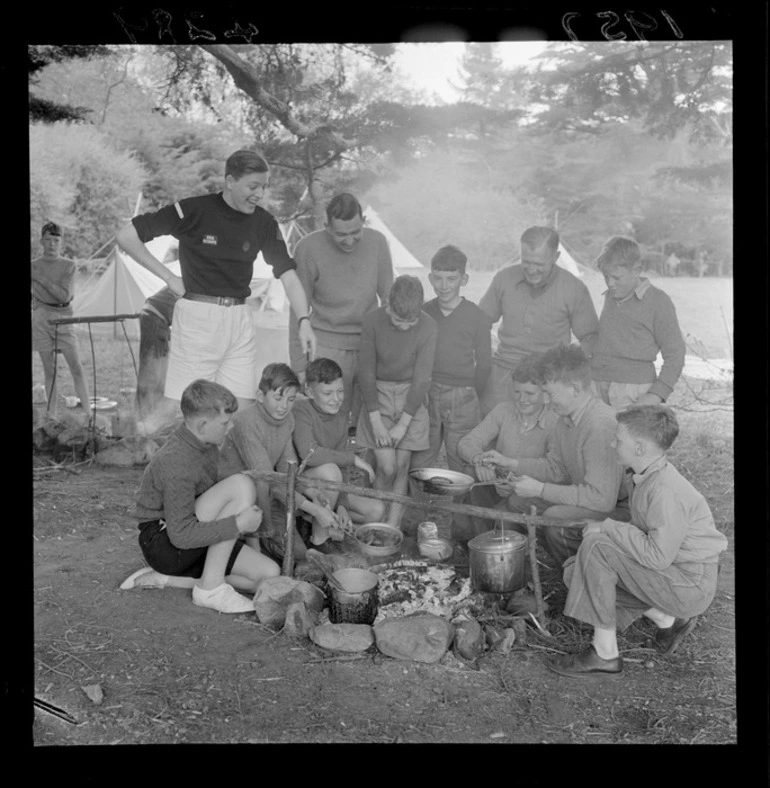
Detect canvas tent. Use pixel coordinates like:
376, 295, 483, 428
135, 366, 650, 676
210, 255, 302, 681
363, 206, 424, 274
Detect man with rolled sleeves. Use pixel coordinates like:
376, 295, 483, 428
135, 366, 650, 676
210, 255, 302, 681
478, 226, 599, 416
115, 149, 316, 412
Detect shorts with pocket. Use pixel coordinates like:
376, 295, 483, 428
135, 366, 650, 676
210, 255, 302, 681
355, 380, 430, 451
138, 519, 245, 578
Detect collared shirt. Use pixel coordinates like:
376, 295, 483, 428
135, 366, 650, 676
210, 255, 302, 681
479, 264, 599, 370
602, 277, 652, 304
564, 395, 593, 428
132, 423, 240, 549
517, 396, 626, 512
591, 277, 685, 400
458, 402, 558, 464
600, 456, 728, 569
31, 254, 76, 311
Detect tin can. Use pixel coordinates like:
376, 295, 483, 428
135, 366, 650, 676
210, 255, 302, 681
417, 521, 439, 542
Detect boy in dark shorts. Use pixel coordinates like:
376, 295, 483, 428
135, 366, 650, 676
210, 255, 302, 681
411, 245, 492, 477
120, 379, 279, 614
546, 405, 728, 678
218, 363, 346, 561
293, 357, 386, 539
356, 275, 438, 528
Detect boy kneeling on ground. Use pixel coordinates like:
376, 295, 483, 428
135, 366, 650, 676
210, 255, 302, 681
546, 405, 728, 678
121, 379, 279, 614
293, 357, 386, 538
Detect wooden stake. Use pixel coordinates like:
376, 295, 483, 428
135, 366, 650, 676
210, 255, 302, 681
281, 460, 298, 578
526, 505, 551, 637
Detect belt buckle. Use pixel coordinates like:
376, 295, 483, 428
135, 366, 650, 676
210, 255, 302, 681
221, 296, 233, 307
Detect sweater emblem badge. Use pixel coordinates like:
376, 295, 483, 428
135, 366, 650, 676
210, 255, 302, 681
242, 241, 250, 252
202, 234, 218, 245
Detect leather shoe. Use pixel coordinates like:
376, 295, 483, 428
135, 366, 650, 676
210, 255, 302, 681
654, 617, 697, 654
545, 645, 623, 678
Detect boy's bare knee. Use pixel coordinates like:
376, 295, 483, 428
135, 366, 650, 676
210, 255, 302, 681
313, 463, 342, 482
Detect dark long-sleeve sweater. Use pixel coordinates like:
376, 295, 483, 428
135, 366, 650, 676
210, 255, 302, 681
132, 423, 239, 549
422, 297, 492, 394
292, 396, 355, 468
358, 307, 437, 416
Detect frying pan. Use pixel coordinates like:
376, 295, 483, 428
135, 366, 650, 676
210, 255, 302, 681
410, 467, 515, 498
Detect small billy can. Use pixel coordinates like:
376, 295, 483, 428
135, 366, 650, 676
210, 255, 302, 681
467, 529, 528, 594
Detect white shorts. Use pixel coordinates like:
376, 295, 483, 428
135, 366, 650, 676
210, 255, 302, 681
164, 298, 259, 400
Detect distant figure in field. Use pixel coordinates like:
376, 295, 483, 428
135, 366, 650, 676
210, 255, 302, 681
31, 221, 92, 418
289, 193, 393, 426
665, 252, 680, 277
478, 226, 599, 416
591, 236, 686, 410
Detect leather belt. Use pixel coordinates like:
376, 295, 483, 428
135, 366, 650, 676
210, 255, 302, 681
183, 293, 246, 307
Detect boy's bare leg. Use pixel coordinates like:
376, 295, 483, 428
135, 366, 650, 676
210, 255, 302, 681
61, 344, 92, 419
194, 474, 259, 591
345, 492, 386, 524
592, 626, 620, 660
226, 545, 280, 592
642, 607, 676, 629
302, 464, 342, 543
38, 350, 58, 416
385, 448, 412, 529
372, 447, 397, 524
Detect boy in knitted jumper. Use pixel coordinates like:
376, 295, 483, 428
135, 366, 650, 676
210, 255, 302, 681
546, 405, 728, 678
591, 236, 685, 409
121, 379, 279, 615
356, 275, 437, 528
293, 357, 386, 535
218, 363, 347, 561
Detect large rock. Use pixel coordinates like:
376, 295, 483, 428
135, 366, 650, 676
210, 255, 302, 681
94, 437, 161, 466
309, 623, 374, 652
94, 442, 135, 467
253, 577, 325, 628
453, 618, 485, 661
283, 601, 316, 638
374, 614, 455, 663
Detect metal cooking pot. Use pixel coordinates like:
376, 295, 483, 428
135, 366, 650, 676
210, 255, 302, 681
468, 529, 528, 594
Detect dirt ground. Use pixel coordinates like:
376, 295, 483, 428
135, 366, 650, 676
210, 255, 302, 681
30, 414, 739, 750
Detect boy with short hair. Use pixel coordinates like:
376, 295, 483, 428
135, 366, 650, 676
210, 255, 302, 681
356, 275, 438, 528
411, 245, 492, 475
121, 379, 279, 615
31, 221, 92, 418
217, 362, 344, 560
293, 357, 386, 531
480, 344, 630, 567
546, 405, 728, 678
591, 236, 686, 409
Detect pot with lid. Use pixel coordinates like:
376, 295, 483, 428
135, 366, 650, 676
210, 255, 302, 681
467, 529, 528, 594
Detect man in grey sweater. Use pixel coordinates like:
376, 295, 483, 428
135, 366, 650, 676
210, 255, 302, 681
289, 193, 393, 426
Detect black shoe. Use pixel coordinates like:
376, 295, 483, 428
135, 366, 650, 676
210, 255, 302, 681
654, 617, 697, 654
545, 645, 623, 678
